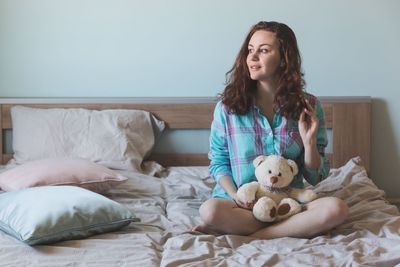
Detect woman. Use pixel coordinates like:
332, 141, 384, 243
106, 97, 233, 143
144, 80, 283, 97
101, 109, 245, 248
193, 21, 348, 239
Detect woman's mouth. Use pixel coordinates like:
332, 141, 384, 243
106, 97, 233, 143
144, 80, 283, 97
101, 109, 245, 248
250, 65, 261, 71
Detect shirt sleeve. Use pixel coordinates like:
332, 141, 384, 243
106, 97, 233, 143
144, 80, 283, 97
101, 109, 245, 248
301, 98, 330, 185
208, 101, 233, 184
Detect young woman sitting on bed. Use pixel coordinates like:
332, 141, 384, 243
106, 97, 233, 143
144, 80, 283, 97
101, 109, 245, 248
193, 21, 349, 239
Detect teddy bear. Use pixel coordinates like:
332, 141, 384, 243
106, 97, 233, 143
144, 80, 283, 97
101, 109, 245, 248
237, 154, 317, 222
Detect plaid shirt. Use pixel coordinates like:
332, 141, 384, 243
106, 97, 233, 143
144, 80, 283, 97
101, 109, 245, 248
208, 93, 330, 199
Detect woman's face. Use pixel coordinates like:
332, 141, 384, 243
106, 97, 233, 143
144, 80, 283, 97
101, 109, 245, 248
246, 30, 281, 82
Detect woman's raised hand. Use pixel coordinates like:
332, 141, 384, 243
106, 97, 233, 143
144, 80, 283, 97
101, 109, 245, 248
298, 99, 319, 146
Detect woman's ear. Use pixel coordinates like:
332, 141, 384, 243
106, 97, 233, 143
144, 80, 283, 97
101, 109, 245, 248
253, 155, 266, 167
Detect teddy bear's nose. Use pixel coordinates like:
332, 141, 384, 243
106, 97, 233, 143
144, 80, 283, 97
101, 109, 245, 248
270, 176, 278, 184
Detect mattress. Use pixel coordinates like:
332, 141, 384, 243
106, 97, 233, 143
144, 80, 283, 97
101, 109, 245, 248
0, 157, 399, 267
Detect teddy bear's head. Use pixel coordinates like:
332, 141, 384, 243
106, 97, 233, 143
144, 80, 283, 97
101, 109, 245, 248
253, 155, 298, 188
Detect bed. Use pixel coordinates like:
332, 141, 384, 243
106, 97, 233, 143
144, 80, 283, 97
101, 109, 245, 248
0, 97, 399, 267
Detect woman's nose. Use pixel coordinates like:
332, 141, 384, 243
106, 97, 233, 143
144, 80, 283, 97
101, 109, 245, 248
250, 52, 259, 61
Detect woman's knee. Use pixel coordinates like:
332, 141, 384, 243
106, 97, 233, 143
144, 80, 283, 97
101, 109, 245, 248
321, 197, 349, 225
309, 197, 348, 227
199, 199, 232, 225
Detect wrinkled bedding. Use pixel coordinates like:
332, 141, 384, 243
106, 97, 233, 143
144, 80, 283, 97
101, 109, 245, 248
0, 158, 399, 267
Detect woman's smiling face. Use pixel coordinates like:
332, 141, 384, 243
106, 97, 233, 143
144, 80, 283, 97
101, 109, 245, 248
246, 30, 281, 82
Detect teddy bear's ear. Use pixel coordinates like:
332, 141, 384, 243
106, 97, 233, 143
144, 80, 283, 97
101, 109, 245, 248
253, 155, 266, 167
286, 159, 299, 175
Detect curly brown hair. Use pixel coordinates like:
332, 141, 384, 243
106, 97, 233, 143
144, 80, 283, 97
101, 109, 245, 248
221, 21, 307, 119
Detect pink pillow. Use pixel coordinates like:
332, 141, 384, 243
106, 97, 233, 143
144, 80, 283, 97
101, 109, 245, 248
0, 158, 128, 193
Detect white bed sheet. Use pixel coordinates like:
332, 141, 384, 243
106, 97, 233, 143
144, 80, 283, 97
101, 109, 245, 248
0, 157, 399, 267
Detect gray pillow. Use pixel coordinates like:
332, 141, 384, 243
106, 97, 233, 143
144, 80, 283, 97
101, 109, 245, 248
10, 106, 165, 174
0, 186, 138, 245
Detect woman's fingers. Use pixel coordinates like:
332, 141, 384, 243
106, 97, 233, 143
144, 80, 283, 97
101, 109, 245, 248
303, 108, 313, 116
302, 100, 318, 125
305, 99, 314, 111
247, 200, 255, 209
299, 109, 305, 122
299, 100, 319, 137
234, 198, 244, 207
235, 198, 254, 210
234, 198, 249, 209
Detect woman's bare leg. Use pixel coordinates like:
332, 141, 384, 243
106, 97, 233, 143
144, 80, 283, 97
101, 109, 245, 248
193, 198, 267, 235
250, 197, 348, 239
194, 196, 348, 239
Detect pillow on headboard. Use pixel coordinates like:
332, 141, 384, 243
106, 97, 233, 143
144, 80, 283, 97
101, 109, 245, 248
10, 106, 165, 174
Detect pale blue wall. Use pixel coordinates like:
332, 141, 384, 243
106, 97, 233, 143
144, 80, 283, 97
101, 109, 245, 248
1, 0, 399, 197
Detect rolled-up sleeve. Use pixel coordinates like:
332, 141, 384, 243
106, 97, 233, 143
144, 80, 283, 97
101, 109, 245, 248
208, 101, 232, 184
302, 99, 330, 185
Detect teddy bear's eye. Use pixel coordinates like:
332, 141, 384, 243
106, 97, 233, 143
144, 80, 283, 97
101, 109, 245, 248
268, 170, 272, 174
278, 172, 282, 176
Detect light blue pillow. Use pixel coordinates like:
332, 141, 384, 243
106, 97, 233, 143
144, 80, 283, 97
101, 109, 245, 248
0, 185, 138, 245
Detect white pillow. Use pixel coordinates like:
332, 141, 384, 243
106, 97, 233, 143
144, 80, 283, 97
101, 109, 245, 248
0, 185, 138, 245
10, 106, 165, 173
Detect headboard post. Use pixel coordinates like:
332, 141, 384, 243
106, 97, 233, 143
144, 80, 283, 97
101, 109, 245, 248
332, 102, 371, 172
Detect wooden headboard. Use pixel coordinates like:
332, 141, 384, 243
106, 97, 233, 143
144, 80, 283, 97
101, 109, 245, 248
0, 97, 371, 172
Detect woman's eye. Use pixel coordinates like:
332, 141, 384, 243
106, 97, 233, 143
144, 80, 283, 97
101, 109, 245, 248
248, 48, 254, 53
260, 49, 269, 53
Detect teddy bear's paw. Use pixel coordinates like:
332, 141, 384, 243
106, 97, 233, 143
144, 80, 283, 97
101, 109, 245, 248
277, 198, 302, 220
277, 203, 291, 216
237, 182, 259, 203
303, 190, 318, 202
253, 197, 277, 222
292, 188, 318, 203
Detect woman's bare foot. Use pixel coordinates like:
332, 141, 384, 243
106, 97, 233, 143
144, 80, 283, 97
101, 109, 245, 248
191, 224, 222, 236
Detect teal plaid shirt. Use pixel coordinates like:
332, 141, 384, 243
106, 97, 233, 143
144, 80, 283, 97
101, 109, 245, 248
208, 93, 330, 199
